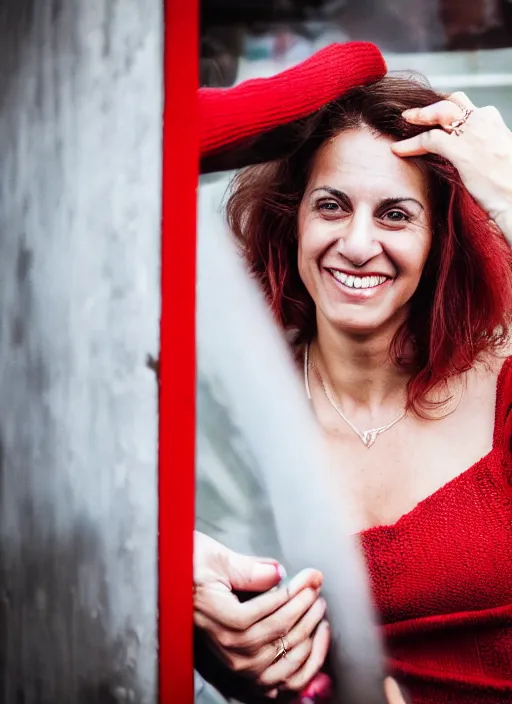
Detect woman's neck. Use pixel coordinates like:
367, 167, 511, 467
311, 319, 410, 419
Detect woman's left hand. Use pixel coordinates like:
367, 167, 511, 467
392, 92, 512, 239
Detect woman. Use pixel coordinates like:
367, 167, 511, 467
196, 74, 512, 704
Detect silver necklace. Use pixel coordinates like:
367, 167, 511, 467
303, 343, 406, 449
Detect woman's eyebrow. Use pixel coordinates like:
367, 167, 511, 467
311, 186, 345, 198
310, 186, 350, 206
381, 197, 424, 211
310, 187, 424, 211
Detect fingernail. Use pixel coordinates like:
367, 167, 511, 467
301, 673, 333, 700
285, 569, 322, 595
286, 572, 302, 593
267, 689, 278, 699
276, 563, 287, 580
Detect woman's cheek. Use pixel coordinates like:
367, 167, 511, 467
297, 243, 318, 298
296, 248, 310, 292
299, 219, 330, 261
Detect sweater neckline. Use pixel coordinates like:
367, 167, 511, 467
358, 356, 512, 540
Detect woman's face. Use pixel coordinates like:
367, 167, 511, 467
297, 126, 432, 338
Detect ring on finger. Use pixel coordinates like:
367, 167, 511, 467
270, 636, 289, 665
445, 107, 473, 136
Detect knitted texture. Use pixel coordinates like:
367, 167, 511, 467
199, 42, 386, 158
360, 357, 512, 704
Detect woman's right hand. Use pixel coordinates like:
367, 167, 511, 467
194, 532, 330, 697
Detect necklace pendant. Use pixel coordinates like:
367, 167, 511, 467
304, 344, 406, 450
361, 429, 379, 448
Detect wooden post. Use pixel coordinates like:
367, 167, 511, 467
0, 2, 162, 701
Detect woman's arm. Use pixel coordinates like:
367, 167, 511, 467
199, 42, 386, 174
494, 209, 512, 245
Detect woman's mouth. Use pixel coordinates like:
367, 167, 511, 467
329, 270, 389, 289
325, 268, 393, 298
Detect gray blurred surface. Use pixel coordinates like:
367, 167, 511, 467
195, 177, 283, 561
0, 2, 162, 702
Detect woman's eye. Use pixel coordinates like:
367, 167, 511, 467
382, 209, 410, 223
317, 201, 342, 214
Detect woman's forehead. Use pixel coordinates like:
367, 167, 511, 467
308, 127, 428, 200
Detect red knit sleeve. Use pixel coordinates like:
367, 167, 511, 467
199, 42, 386, 159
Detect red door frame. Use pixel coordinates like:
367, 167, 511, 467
160, 1, 198, 702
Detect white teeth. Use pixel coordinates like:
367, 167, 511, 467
330, 271, 388, 289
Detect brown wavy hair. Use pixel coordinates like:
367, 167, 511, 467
226, 76, 512, 414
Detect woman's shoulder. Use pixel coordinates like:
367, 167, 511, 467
483, 344, 512, 389
494, 350, 512, 457
458, 345, 512, 459
476, 346, 512, 458
474, 340, 512, 382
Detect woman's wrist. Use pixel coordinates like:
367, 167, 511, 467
492, 208, 512, 245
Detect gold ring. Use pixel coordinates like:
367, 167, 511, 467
446, 108, 473, 136
270, 636, 289, 665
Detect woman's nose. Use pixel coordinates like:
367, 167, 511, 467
337, 211, 381, 267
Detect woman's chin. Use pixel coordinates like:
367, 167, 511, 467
325, 309, 402, 338
318, 296, 410, 339
333, 320, 386, 337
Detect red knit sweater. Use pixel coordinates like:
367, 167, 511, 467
360, 357, 512, 704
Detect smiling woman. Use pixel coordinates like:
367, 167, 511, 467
218, 74, 512, 703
